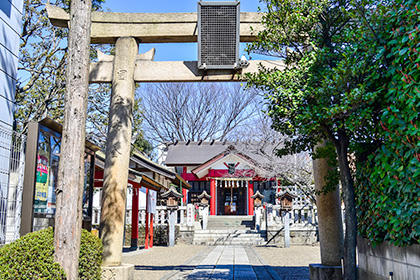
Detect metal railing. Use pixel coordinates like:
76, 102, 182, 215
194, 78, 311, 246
0, 124, 26, 245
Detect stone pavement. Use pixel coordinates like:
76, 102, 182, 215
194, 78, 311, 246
162, 245, 311, 280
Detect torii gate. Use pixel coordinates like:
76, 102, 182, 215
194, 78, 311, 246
47, 4, 343, 278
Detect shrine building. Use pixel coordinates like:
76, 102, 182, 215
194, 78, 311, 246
164, 141, 277, 216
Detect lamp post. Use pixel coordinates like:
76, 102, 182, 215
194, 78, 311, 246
276, 189, 297, 248
251, 190, 264, 231
197, 190, 211, 230
161, 185, 183, 247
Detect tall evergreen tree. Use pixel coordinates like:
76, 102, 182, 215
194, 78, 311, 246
246, 1, 393, 278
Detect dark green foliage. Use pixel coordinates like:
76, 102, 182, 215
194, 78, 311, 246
356, 0, 420, 247
0, 228, 103, 280
79, 229, 103, 280
0, 228, 65, 280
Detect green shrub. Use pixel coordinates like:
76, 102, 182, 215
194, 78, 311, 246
0, 227, 65, 279
79, 229, 103, 280
0, 227, 103, 280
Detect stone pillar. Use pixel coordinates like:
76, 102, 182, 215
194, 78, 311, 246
100, 37, 138, 267
130, 188, 139, 249
199, 205, 209, 230
310, 141, 344, 280
186, 204, 194, 227
255, 206, 262, 231
168, 210, 176, 247
210, 178, 216, 215
284, 211, 290, 248
267, 204, 274, 226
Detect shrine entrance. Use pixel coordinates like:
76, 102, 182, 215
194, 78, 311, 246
216, 179, 248, 216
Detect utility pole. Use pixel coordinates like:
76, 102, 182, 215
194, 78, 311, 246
53, 0, 92, 279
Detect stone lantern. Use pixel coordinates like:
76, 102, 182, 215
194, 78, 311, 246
197, 190, 211, 230
251, 190, 265, 231
198, 190, 211, 207
276, 190, 297, 211
251, 190, 264, 207
276, 189, 297, 248
161, 185, 183, 247
161, 185, 183, 209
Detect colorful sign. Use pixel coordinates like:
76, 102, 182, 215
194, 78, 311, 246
35, 155, 49, 201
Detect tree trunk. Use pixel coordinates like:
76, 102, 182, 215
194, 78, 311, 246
53, 0, 92, 279
313, 141, 344, 266
335, 131, 357, 280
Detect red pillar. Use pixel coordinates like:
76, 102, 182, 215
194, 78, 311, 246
149, 213, 154, 248
182, 188, 187, 205
210, 178, 216, 215
182, 166, 188, 205
248, 181, 254, 216
131, 187, 139, 248
145, 189, 149, 249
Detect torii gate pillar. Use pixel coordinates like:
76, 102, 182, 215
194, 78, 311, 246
100, 37, 138, 267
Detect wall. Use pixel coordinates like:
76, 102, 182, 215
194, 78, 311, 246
358, 237, 420, 280
0, 0, 23, 244
0, 0, 22, 127
266, 228, 318, 247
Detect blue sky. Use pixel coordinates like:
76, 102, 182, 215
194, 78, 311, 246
102, 0, 269, 61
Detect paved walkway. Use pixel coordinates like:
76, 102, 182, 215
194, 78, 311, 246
162, 245, 310, 280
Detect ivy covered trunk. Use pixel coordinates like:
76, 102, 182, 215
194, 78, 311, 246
336, 131, 357, 280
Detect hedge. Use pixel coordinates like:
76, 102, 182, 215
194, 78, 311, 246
356, 0, 419, 247
0, 227, 103, 280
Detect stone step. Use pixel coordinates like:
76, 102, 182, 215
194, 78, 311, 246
193, 239, 265, 245
193, 235, 265, 239
194, 229, 259, 233
194, 234, 263, 238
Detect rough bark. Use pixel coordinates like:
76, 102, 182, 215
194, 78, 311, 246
335, 131, 357, 280
53, 0, 92, 279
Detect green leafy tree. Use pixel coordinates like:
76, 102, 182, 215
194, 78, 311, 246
356, 0, 419, 247
16, 0, 104, 132
16, 0, 152, 153
246, 0, 392, 278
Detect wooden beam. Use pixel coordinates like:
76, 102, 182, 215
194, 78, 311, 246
89, 60, 284, 83
46, 4, 264, 44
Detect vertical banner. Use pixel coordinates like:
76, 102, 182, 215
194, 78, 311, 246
186, 204, 194, 227
147, 189, 157, 215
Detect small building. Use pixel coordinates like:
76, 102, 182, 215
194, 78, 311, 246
164, 141, 278, 216
92, 150, 191, 227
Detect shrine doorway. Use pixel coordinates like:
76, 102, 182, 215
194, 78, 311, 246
216, 182, 247, 216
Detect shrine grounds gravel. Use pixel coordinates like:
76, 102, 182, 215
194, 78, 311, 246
254, 245, 321, 267
122, 244, 206, 280
121, 244, 321, 279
